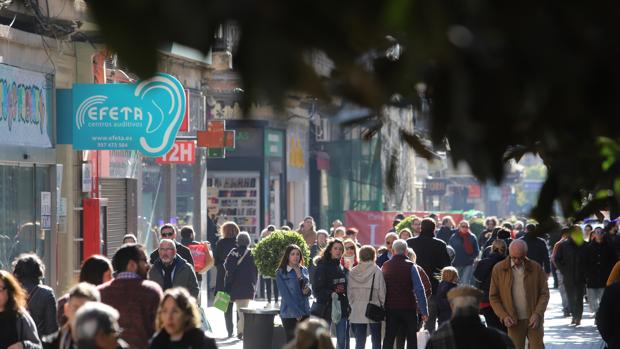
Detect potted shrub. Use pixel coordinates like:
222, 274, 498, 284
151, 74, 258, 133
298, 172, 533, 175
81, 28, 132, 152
252, 230, 311, 277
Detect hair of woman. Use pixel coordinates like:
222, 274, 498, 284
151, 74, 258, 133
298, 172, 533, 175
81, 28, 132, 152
155, 287, 201, 332
318, 238, 343, 262
0, 270, 27, 315
220, 221, 240, 238
278, 244, 305, 272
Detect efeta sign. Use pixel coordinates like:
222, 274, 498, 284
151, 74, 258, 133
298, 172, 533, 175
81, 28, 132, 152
59, 74, 186, 157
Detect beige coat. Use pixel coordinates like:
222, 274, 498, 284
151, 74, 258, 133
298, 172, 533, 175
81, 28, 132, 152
489, 257, 549, 322
347, 261, 386, 324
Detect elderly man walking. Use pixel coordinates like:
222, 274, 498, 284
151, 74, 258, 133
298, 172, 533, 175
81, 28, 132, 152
489, 239, 549, 349
382, 239, 428, 349
149, 239, 200, 298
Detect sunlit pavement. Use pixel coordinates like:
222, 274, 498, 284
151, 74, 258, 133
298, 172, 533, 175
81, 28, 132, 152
200, 281, 606, 348
543, 286, 604, 349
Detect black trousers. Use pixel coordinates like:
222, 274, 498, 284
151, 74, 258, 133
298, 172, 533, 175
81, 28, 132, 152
224, 301, 234, 336
260, 276, 279, 302
564, 281, 584, 320
383, 309, 419, 349
282, 318, 300, 343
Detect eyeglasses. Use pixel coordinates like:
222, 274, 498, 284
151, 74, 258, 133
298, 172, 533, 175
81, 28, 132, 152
510, 256, 525, 262
161, 231, 174, 238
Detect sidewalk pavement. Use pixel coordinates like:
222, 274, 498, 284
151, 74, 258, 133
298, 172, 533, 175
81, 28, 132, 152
200, 286, 606, 348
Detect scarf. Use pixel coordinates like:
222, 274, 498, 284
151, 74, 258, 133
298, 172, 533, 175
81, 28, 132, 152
459, 230, 474, 255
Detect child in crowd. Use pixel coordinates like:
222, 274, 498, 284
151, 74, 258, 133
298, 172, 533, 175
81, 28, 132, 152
436, 266, 459, 324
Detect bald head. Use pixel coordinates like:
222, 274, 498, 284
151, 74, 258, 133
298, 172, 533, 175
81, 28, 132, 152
509, 239, 527, 267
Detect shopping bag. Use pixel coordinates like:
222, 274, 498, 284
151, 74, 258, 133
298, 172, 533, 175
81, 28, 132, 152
188, 242, 214, 273
199, 306, 213, 334
331, 293, 342, 323
417, 330, 430, 349
213, 291, 231, 312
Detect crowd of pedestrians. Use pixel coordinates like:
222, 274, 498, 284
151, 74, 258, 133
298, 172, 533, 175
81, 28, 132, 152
1, 212, 619, 349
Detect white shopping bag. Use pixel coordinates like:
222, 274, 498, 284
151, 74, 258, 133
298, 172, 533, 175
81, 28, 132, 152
417, 330, 430, 349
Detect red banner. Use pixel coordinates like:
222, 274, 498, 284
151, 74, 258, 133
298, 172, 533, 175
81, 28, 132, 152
344, 211, 464, 246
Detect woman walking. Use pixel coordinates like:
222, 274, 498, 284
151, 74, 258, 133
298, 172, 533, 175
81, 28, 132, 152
348, 245, 386, 349
224, 232, 258, 339
312, 239, 350, 349
473, 239, 508, 331
0, 270, 41, 349
275, 245, 311, 343
214, 221, 239, 338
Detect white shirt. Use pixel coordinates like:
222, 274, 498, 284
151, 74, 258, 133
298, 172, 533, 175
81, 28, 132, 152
511, 261, 528, 320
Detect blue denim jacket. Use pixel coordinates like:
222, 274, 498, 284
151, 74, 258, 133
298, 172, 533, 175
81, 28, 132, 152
276, 266, 311, 318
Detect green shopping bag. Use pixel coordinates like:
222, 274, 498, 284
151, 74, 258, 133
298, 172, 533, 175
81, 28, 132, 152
214, 291, 231, 312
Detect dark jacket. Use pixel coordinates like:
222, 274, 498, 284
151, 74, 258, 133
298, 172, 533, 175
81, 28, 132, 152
448, 232, 479, 267
407, 234, 452, 293
427, 315, 515, 349
309, 243, 320, 287
149, 328, 217, 349
149, 256, 200, 298
224, 245, 258, 300
313, 258, 349, 319
214, 237, 237, 292
42, 326, 72, 349
596, 283, 620, 349
22, 280, 58, 337
555, 238, 585, 285
582, 240, 618, 288
150, 240, 194, 267
381, 254, 428, 314
436, 281, 457, 324
375, 251, 391, 268
519, 234, 551, 274
11, 310, 43, 349
437, 227, 455, 244
473, 252, 505, 303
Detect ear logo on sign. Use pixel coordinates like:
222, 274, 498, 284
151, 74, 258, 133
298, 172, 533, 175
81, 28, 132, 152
72, 73, 186, 157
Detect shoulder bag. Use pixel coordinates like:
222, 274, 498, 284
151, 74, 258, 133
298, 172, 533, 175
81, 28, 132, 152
365, 273, 385, 322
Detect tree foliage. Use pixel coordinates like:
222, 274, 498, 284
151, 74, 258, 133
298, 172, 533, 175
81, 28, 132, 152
85, 0, 620, 225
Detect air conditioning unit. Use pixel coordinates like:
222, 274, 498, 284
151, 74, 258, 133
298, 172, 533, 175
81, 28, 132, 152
315, 118, 331, 142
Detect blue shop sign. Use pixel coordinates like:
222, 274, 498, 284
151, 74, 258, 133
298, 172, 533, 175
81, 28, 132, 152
57, 74, 185, 157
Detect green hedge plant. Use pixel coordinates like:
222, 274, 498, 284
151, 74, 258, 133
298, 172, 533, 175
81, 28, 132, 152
252, 230, 310, 278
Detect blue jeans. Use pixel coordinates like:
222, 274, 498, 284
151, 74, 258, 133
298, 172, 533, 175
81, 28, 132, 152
335, 318, 350, 349
456, 264, 474, 285
351, 323, 381, 349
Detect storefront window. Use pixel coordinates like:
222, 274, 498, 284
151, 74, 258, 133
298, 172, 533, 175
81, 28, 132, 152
0, 165, 51, 279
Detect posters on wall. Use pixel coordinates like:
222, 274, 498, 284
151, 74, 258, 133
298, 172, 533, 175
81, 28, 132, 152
0, 64, 51, 148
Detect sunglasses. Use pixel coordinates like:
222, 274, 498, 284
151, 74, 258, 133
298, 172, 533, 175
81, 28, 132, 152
161, 231, 174, 238
346, 246, 355, 250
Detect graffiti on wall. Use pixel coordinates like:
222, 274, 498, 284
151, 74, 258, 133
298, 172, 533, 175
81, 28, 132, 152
0, 64, 50, 148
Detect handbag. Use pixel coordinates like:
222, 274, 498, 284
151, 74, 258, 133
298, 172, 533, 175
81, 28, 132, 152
365, 273, 386, 322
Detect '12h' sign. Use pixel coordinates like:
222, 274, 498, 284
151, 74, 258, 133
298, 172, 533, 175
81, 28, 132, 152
156, 140, 195, 164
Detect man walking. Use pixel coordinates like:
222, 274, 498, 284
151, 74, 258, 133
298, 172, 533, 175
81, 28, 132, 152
149, 239, 200, 298
99, 244, 163, 349
149, 223, 195, 268
555, 226, 586, 325
407, 218, 451, 332
382, 239, 428, 349
489, 239, 549, 349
